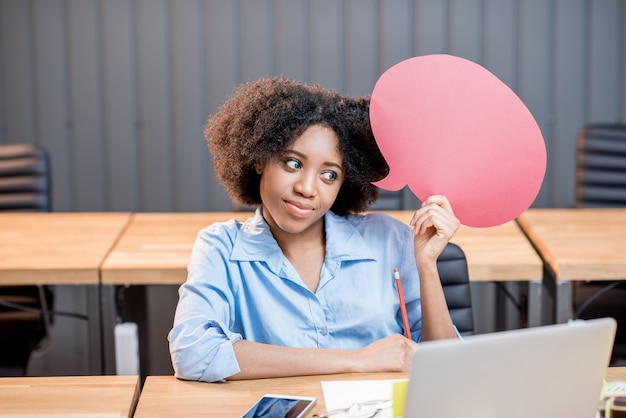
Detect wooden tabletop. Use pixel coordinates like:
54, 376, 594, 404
134, 368, 626, 418
0, 212, 131, 285
517, 208, 626, 280
0, 375, 139, 417
134, 372, 405, 418
101, 212, 252, 285
101, 211, 541, 285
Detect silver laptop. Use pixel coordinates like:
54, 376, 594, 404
403, 317, 616, 418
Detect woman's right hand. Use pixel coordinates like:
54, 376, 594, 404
352, 334, 418, 372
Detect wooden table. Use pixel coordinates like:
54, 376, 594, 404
0, 375, 139, 417
0, 212, 132, 374
134, 368, 626, 417
0, 213, 131, 285
517, 208, 626, 323
101, 212, 252, 286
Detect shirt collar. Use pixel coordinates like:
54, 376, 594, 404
324, 210, 377, 263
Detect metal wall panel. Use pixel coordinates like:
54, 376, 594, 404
32, 0, 72, 210
275, 0, 309, 80
135, 0, 173, 211
588, 0, 621, 123
66, 0, 106, 211
309, 0, 343, 91
1, 1, 35, 149
344, 0, 378, 96
170, 0, 211, 212
552, 0, 587, 207
101, 0, 139, 211
379, 0, 414, 70
518, 0, 553, 207
1, 0, 624, 212
203, 0, 239, 209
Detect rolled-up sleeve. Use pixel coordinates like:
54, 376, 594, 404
169, 317, 242, 382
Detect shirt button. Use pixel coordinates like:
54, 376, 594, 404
320, 327, 328, 336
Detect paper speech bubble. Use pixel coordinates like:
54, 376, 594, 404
370, 54, 546, 227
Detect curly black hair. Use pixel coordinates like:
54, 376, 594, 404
204, 76, 389, 215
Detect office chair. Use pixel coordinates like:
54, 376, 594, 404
0, 143, 54, 376
573, 123, 626, 364
437, 242, 474, 336
575, 123, 626, 208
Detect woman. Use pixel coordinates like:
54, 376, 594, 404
168, 76, 459, 382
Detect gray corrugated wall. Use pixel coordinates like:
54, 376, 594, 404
1, 0, 624, 212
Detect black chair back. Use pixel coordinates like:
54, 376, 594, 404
438, 242, 474, 336
0, 143, 51, 212
0, 143, 53, 376
576, 123, 626, 208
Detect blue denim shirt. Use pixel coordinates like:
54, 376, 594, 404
168, 208, 423, 382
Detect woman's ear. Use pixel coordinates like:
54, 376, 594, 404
255, 162, 263, 174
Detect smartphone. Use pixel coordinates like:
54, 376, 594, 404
241, 393, 317, 418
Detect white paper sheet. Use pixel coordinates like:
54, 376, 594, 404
319, 380, 406, 418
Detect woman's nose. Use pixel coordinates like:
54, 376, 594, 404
294, 172, 317, 196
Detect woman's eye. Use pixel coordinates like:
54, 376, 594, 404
321, 171, 338, 181
285, 159, 301, 170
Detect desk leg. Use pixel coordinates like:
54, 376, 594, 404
555, 281, 573, 324
101, 284, 118, 375
86, 285, 103, 374
527, 279, 543, 327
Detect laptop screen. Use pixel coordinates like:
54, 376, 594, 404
403, 318, 616, 418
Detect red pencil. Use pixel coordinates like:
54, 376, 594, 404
394, 268, 412, 339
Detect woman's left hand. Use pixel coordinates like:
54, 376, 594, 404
409, 195, 460, 263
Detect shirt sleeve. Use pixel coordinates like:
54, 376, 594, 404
168, 224, 243, 382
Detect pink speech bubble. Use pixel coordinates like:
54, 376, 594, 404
370, 54, 546, 227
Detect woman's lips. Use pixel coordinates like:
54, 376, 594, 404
285, 201, 314, 217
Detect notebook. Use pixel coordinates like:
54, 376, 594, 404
403, 317, 617, 418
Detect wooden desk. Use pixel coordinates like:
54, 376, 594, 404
134, 368, 626, 417
0, 213, 131, 285
0, 212, 132, 374
516, 208, 626, 323
0, 375, 139, 417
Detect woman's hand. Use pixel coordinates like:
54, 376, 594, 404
409, 195, 460, 341
352, 334, 419, 373
410, 195, 460, 263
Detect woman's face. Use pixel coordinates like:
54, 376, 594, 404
258, 124, 345, 238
